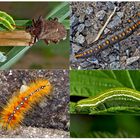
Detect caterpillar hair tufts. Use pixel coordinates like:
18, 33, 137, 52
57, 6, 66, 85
0, 79, 52, 130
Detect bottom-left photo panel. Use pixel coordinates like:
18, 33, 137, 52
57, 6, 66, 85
0, 70, 69, 138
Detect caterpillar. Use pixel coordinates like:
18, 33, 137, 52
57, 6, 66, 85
0, 79, 52, 130
76, 88, 140, 115
75, 12, 140, 59
0, 11, 15, 31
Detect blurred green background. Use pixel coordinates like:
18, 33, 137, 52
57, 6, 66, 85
0, 2, 69, 69
71, 114, 140, 137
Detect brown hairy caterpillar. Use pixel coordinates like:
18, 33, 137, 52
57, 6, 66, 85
26, 16, 67, 46
0, 79, 52, 130
75, 13, 140, 59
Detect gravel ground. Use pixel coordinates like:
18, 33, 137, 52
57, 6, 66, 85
70, 2, 140, 69
0, 70, 69, 137
0, 126, 69, 138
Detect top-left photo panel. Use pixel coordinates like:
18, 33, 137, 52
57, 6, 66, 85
0, 2, 70, 69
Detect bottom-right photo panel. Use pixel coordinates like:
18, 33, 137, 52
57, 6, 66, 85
70, 70, 140, 138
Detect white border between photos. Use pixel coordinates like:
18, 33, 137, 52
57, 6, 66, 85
0, 0, 140, 140
0, 138, 139, 140
0, 0, 139, 1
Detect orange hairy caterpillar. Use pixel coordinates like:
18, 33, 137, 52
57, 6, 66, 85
0, 79, 52, 130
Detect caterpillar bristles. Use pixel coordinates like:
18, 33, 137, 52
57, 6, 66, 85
0, 79, 52, 130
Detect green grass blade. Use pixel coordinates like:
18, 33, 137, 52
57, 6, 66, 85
0, 46, 30, 70
46, 2, 69, 20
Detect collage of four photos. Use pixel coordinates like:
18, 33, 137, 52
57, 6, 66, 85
0, 1, 140, 138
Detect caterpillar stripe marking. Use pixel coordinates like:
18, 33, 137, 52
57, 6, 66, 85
76, 88, 140, 114
0, 79, 52, 130
75, 13, 140, 59
0, 11, 15, 30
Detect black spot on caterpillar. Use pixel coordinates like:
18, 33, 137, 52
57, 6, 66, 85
75, 13, 140, 59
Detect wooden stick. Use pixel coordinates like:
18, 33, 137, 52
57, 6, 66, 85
94, 6, 117, 42
0, 30, 33, 46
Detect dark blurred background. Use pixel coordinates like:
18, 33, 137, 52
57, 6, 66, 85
0, 2, 69, 69
71, 114, 140, 137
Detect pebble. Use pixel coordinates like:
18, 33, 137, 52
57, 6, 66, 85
79, 13, 85, 22
77, 24, 85, 33
109, 61, 120, 69
71, 43, 82, 52
106, 2, 115, 10
86, 33, 96, 44
96, 10, 106, 20
107, 16, 122, 29
85, 19, 92, 27
126, 56, 140, 66
126, 49, 130, 56
70, 15, 79, 27
109, 54, 117, 62
117, 12, 124, 18
75, 34, 85, 44
86, 6, 94, 15
113, 43, 120, 50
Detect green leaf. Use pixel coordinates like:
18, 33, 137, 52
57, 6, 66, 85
0, 11, 15, 30
62, 19, 69, 29
46, 2, 69, 22
70, 70, 124, 97
110, 70, 136, 90
71, 131, 136, 138
70, 102, 77, 114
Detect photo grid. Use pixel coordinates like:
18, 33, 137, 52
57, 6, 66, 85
0, 1, 140, 139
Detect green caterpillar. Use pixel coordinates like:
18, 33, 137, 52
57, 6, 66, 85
76, 88, 140, 115
0, 11, 15, 30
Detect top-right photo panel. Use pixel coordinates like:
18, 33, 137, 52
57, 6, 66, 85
70, 2, 140, 70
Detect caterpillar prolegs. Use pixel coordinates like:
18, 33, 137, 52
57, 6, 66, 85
75, 13, 140, 59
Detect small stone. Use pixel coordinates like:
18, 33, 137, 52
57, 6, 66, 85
86, 6, 94, 15
107, 16, 122, 29
126, 56, 140, 66
86, 33, 96, 45
87, 57, 99, 65
80, 61, 91, 68
133, 48, 140, 57
117, 12, 124, 18
70, 15, 79, 27
77, 24, 85, 33
126, 49, 130, 56
104, 28, 111, 34
71, 43, 82, 52
79, 13, 85, 22
109, 54, 117, 62
101, 49, 110, 57
96, 10, 106, 21
75, 34, 85, 44
113, 43, 120, 50
110, 61, 120, 69
85, 20, 92, 27
106, 2, 115, 10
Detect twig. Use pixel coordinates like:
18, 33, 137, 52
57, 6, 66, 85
0, 30, 33, 46
94, 6, 117, 42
